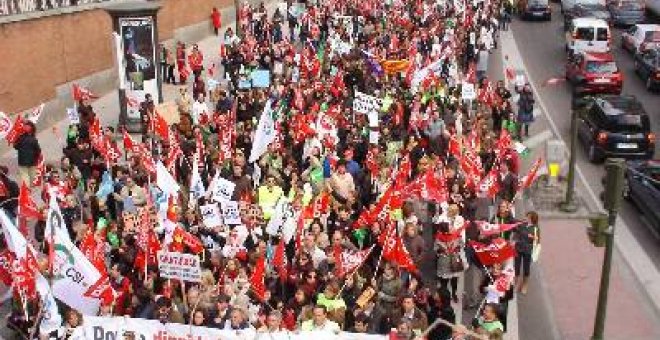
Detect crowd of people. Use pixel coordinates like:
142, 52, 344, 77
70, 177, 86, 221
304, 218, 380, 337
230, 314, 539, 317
0, 0, 544, 339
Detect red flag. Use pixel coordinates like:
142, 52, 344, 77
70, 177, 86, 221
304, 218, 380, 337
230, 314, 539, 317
519, 158, 543, 190
32, 154, 45, 187
475, 221, 521, 237
80, 232, 107, 275
0, 249, 15, 286
338, 246, 373, 278
394, 154, 412, 185
250, 255, 266, 301
5, 117, 25, 145
469, 238, 516, 266
135, 231, 161, 270
272, 239, 287, 281
18, 182, 40, 219
381, 227, 417, 272
406, 169, 448, 204
448, 134, 460, 158
72, 83, 98, 101
102, 139, 122, 165
477, 169, 500, 199
154, 111, 170, 140
333, 244, 343, 277
122, 130, 135, 152
496, 129, 512, 157
435, 221, 468, 243
505, 67, 515, 81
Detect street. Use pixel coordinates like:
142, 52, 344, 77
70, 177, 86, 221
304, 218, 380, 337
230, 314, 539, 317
508, 4, 660, 339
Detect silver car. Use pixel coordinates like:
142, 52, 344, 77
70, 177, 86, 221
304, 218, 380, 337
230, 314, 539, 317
608, 0, 646, 26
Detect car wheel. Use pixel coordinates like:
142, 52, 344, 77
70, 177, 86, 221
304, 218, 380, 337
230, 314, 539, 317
588, 145, 603, 163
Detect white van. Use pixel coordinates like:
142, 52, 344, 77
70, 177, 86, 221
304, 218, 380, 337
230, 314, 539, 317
565, 18, 611, 54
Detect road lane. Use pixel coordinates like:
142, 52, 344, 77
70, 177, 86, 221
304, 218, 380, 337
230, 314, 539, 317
510, 5, 660, 273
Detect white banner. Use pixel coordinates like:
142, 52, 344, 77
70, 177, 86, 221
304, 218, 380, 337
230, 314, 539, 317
354, 92, 383, 127
157, 251, 202, 282
211, 177, 236, 202
46, 196, 113, 315
67, 106, 80, 124
200, 203, 223, 229
71, 316, 387, 340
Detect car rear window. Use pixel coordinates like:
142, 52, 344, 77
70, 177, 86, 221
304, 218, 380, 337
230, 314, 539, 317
597, 28, 609, 41
576, 27, 595, 40
586, 61, 618, 73
618, 2, 643, 10
608, 115, 650, 133
644, 31, 660, 42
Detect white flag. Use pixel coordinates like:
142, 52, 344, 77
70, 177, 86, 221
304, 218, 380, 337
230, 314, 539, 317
0, 211, 63, 335
27, 103, 45, 124
189, 153, 206, 207
156, 161, 180, 197
249, 100, 276, 163
45, 198, 115, 315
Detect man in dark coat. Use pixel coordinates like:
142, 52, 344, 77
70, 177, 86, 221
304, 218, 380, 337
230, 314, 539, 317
14, 121, 41, 186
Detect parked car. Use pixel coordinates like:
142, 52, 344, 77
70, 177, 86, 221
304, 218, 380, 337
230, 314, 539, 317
621, 24, 660, 54
633, 48, 660, 90
519, 0, 552, 20
561, 0, 605, 13
564, 3, 612, 29
566, 51, 623, 94
623, 160, 660, 231
607, 0, 645, 26
566, 18, 612, 54
574, 95, 654, 163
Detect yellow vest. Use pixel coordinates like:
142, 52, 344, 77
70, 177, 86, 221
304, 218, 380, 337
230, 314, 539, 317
258, 185, 283, 220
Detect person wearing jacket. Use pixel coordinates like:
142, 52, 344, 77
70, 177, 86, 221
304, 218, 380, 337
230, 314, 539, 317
211, 7, 222, 36
517, 84, 535, 138
14, 120, 41, 186
512, 211, 540, 295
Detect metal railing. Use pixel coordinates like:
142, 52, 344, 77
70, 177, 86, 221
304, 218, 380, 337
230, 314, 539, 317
0, 0, 116, 16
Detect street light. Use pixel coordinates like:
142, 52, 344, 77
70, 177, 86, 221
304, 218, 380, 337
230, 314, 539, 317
560, 96, 581, 212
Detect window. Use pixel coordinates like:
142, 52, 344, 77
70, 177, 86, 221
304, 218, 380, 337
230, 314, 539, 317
644, 30, 660, 42
610, 115, 649, 133
596, 28, 609, 41
576, 27, 595, 40
585, 61, 618, 74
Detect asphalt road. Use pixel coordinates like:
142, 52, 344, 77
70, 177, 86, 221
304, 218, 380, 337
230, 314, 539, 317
510, 4, 660, 270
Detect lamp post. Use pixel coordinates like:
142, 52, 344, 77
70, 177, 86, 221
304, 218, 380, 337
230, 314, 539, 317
591, 158, 625, 340
561, 98, 579, 212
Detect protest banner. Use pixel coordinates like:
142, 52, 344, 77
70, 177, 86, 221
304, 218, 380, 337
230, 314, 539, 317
157, 251, 202, 282
199, 203, 223, 229
221, 200, 242, 225
210, 177, 236, 202
71, 316, 387, 339
251, 69, 271, 88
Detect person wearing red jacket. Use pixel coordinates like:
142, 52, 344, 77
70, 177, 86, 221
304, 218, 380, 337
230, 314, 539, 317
188, 45, 204, 79
212, 7, 222, 36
